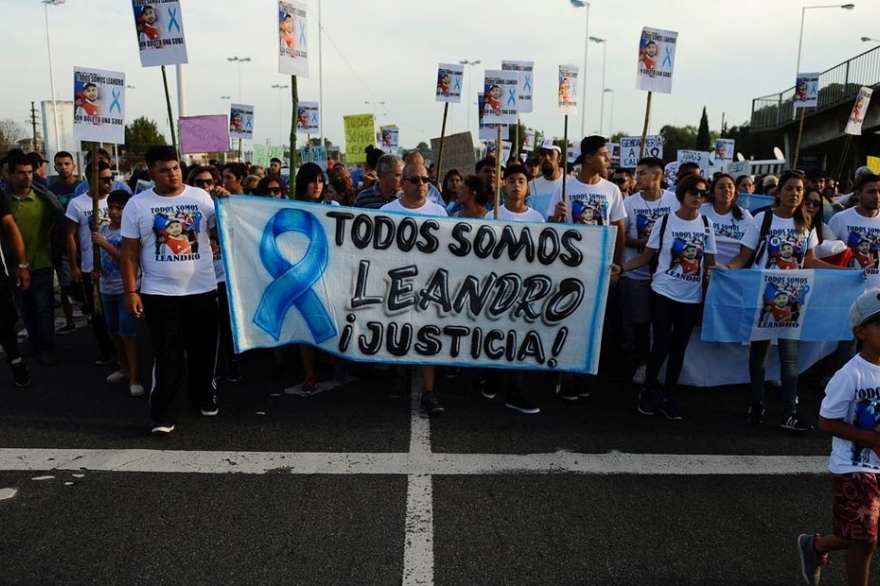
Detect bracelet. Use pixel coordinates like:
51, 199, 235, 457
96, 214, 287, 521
17, 263, 28, 269
124, 291, 138, 295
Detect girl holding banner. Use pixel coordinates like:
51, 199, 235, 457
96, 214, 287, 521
612, 174, 717, 421
720, 171, 853, 432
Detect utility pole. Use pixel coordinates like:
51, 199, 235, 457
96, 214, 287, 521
29, 101, 40, 153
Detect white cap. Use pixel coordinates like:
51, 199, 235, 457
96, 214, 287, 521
539, 138, 561, 153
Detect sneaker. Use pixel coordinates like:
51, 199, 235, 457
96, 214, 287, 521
129, 384, 145, 398
656, 396, 683, 420
40, 351, 58, 367
478, 377, 497, 399
420, 392, 446, 415
226, 361, 242, 383
559, 379, 579, 402
781, 413, 813, 432
637, 388, 654, 416
388, 376, 407, 399
301, 375, 317, 394
797, 534, 829, 585
55, 323, 76, 335
199, 397, 219, 417
632, 364, 647, 385
746, 403, 765, 425
151, 423, 175, 435
10, 359, 30, 388
106, 370, 129, 384
505, 392, 540, 414
94, 353, 116, 366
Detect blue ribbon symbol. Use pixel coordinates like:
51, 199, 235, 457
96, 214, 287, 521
110, 90, 122, 114
310, 112, 318, 125
167, 7, 181, 33
507, 88, 516, 106
523, 74, 532, 92
298, 21, 307, 45
663, 46, 673, 68
245, 116, 253, 129
253, 208, 336, 344
453, 76, 461, 91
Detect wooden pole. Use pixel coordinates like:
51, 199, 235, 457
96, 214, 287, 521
514, 119, 520, 164
89, 144, 102, 318
836, 134, 854, 186
493, 124, 502, 219
290, 76, 298, 197
160, 66, 178, 157
435, 102, 449, 189
561, 115, 569, 202
639, 91, 652, 158
793, 108, 806, 169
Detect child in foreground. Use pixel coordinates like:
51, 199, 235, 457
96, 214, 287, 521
799, 288, 880, 585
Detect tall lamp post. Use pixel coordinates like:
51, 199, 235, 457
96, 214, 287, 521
589, 36, 607, 138
42, 0, 64, 154
459, 59, 481, 140
603, 88, 615, 137
796, 4, 855, 74
569, 1, 591, 138
272, 84, 289, 147
227, 56, 251, 102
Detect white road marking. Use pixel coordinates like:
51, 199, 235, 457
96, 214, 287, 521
403, 372, 435, 586
0, 488, 17, 501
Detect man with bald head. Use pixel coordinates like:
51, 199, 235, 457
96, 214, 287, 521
403, 151, 445, 206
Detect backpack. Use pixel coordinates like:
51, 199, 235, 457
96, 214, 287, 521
744, 210, 775, 269
649, 213, 711, 276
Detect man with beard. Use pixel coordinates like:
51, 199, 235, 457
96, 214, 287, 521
530, 139, 564, 218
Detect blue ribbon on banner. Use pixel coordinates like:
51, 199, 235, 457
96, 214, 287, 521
109, 90, 122, 114
523, 74, 532, 92
507, 88, 516, 106
663, 46, 673, 68
253, 209, 336, 343
167, 7, 181, 33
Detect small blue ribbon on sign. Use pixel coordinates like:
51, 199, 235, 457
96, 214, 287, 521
523, 74, 532, 92
110, 90, 122, 114
298, 20, 307, 45
245, 116, 253, 129
453, 76, 461, 91
310, 112, 318, 125
167, 7, 181, 33
663, 46, 673, 68
507, 88, 516, 106
253, 208, 336, 344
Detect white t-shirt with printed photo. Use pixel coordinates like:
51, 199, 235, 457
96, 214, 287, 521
740, 211, 817, 270
65, 194, 109, 273
120, 186, 217, 296
700, 204, 753, 266
623, 191, 680, 281
379, 198, 449, 217
820, 354, 880, 475
548, 176, 626, 226
486, 206, 545, 223
646, 212, 717, 304
827, 207, 880, 269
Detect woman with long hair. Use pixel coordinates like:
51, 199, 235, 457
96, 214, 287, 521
441, 169, 464, 206
294, 162, 326, 203
451, 175, 490, 219
735, 174, 755, 194
253, 176, 284, 198
703, 173, 753, 265
326, 168, 355, 206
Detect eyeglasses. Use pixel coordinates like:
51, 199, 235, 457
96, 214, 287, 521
98, 176, 113, 183
612, 178, 628, 185
193, 178, 214, 187
406, 176, 431, 185
805, 199, 823, 207
268, 187, 282, 195
687, 188, 709, 197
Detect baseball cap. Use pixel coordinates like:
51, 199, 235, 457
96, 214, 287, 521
539, 138, 561, 153
849, 289, 880, 328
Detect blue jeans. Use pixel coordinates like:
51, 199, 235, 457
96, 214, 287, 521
19, 267, 55, 353
749, 339, 799, 414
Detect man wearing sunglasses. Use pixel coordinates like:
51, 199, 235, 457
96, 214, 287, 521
66, 162, 117, 365
73, 149, 132, 198
611, 168, 635, 197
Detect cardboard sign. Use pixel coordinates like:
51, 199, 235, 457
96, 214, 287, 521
430, 131, 476, 175
229, 103, 254, 140
636, 27, 678, 94
523, 128, 536, 152
179, 115, 229, 154
73, 67, 126, 144
436, 63, 464, 104
278, 0, 309, 77
132, 0, 188, 67
253, 144, 284, 167
619, 135, 663, 168
725, 160, 751, 178
502, 60, 534, 114
343, 114, 375, 164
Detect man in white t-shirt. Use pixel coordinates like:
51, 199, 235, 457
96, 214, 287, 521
66, 161, 116, 364
121, 146, 220, 435
828, 172, 880, 270
380, 162, 447, 415
528, 139, 564, 220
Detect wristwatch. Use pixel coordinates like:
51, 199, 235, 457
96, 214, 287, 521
17, 263, 28, 269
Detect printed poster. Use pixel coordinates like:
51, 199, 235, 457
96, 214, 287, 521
73, 67, 126, 144
502, 60, 534, 114
558, 64, 579, 115
619, 135, 663, 167
677, 150, 710, 176
845, 87, 873, 136
713, 139, 735, 165
636, 27, 678, 94
477, 93, 509, 141
523, 128, 536, 152
436, 63, 463, 104
229, 103, 254, 140
379, 125, 399, 152
794, 72, 820, 109
132, 0, 188, 67
278, 0, 309, 78
296, 101, 320, 135
482, 70, 519, 125
343, 114, 375, 164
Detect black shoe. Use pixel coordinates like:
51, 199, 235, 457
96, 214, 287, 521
420, 392, 445, 415
656, 396, 683, 420
389, 376, 408, 399
746, 403, 765, 425
781, 412, 813, 432
55, 323, 76, 335
226, 360, 242, 383
151, 423, 175, 435
94, 353, 116, 366
505, 392, 540, 414
637, 388, 654, 416
199, 397, 219, 417
559, 379, 579, 402
10, 359, 30, 388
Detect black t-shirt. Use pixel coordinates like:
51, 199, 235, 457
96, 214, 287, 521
0, 194, 10, 277
48, 178, 83, 210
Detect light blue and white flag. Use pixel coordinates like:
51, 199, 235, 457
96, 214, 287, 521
702, 269, 865, 343
216, 197, 617, 373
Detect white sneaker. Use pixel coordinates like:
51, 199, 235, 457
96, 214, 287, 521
632, 365, 647, 385
106, 370, 129, 384
130, 384, 145, 397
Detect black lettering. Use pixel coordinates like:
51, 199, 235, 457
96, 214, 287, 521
448, 223, 472, 257
396, 217, 418, 252
513, 275, 552, 320
418, 269, 452, 312
484, 329, 505, 360
358, 322, 383, 355
452, 273, 497, 316
545, 278, 585, 322
352, 215, 373, 249
537, 228, 560, 265
414, 325, 442, 356
487, 274, 523, 318
417, 220, 440, 253
388, 266, 418, 311
474, 226, 497, 258
560, 230, 584, 266
517, 331, 546, 364
443, 326, 469, 358
350, 260, 383, 308
506, 330, 517, 362
494, 225, 535, 262
386, 323, 412, 356
373, 215, 395, 250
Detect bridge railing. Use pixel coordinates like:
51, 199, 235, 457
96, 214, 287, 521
751, 45, 880, 131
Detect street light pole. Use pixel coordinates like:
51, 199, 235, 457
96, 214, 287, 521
227, 56, 252, 102
796, 4, 855, 74
460, 59, 481, 141
571, 2, 591, 139
603, 88, 614, 137
590, 36, 607, 138
42, 0, 64, 154
272, 84, 289, 147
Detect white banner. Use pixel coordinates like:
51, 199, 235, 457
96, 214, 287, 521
436, 63, 464, 104
278, 0, 309, 77
217, 198, 616, 373
229, 103, 254, 140
73, 67, 125, 144
619, 135, 663, 167
132, 0, 188, 67
502, 60, 534, 114
636, 27, 678, 94
482, 70, 519, 125
845, 87, 873, 136
794, 72, 820, 109
558, 64, 579, 115
296, 101, 320, 135
677, 150, 711, 176
725, 160, 751, 178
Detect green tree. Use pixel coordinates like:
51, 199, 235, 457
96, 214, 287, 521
696, 107, 711, 151
124, 117, 167, 164
0, 119, 27, 157
658, 124, 697, 163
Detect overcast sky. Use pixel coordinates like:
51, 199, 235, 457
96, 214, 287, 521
3, 0, 878, 158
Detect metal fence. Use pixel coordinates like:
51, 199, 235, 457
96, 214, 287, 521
751, 45, 880, 131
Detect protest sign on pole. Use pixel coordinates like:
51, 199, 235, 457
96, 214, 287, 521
299, 145, 328, 170
229, 103, 254, 140
502, 60, 534, 114
379, 125, 399, 153
217, 197, 616, 373
430, 132, 476, 176
845, 87, 873, 135
132, 0, 188, 67
278, 0, 309, 77
607, 143, 620, 163
557, 64, 579, 116
725, 160, 751, 179
179, 115, 229, 154
296, 101, 320, 135
677, 150, 711, 176
253, 144, 285, 167
343, 114, 375, 164
477, 93, 509, 142
72, 67, 125, 144
619, 135, 663, 168
794, 72, 820, 109
482, 70, 519, 125
713, 139, 734, 166
436, 63, 464, 104
523, 128, 536, 152
636, 27, 678, 94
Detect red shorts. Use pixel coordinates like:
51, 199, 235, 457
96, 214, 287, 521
831, 472, 880, 543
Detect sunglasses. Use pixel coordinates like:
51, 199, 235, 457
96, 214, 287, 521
406, 176, 431, 185
193, 178, 214, 187
612, 178, 628, 185
268, 187, 282, 195
98, 176, 113, 183
805, 199, 823, 207
687, 188, 709, 197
